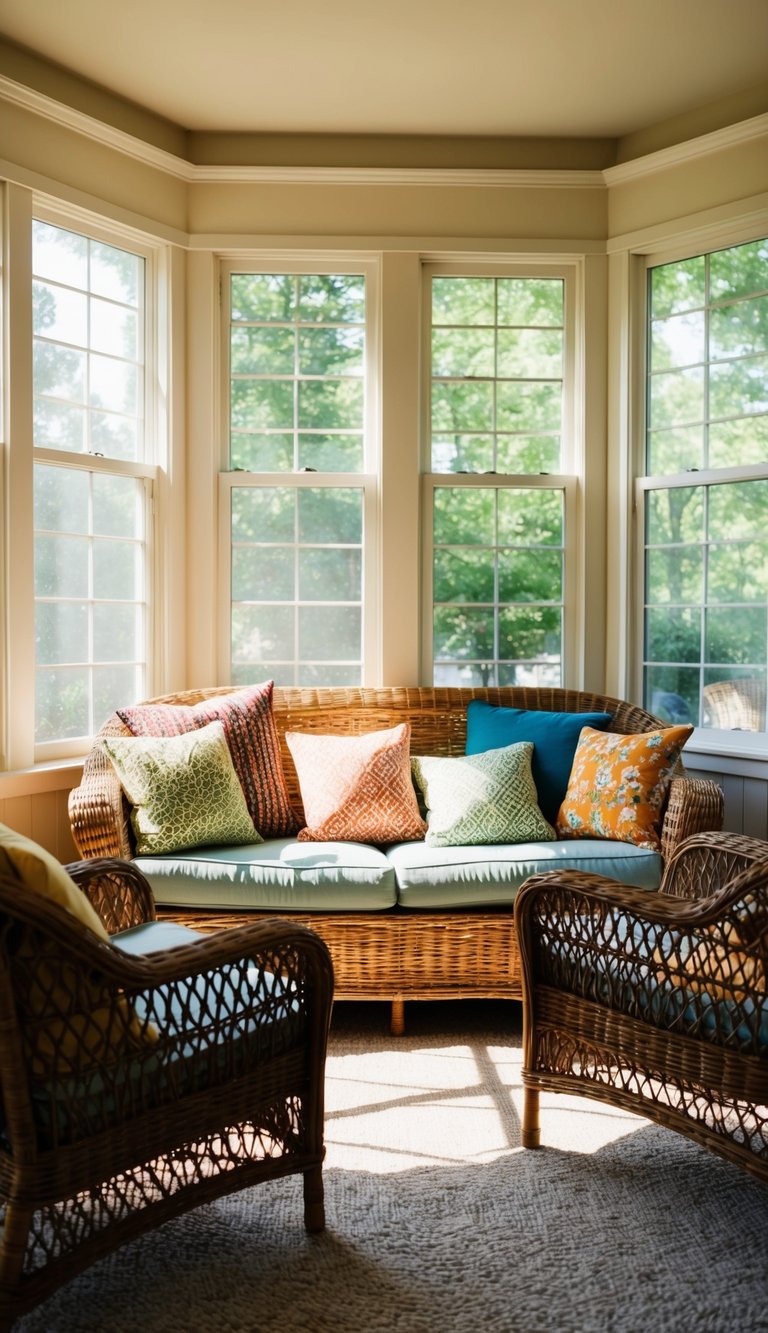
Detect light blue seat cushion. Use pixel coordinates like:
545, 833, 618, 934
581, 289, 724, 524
111, 920, 204, 954
134, 838, 396, 912
33, 919, 302, 1147
386, 839, 662, 909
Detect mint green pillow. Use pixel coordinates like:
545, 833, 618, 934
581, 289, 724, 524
411, 743, 556, 848
102, 720, 262, 856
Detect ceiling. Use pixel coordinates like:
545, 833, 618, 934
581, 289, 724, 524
2, 0, 767, 140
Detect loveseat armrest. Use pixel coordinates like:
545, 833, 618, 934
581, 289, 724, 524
65, 857, 156, 933
660, 830, 768, 900
659, 775, 724, 862
68, 763, 132, 860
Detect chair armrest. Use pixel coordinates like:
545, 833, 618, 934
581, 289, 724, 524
514, 863, 767, 1050
65, 857, 156, 932
99, 916, 335, 1069
660, 830, 768, 900
660, 775, 724, 861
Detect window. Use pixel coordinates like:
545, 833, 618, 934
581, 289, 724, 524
32, 219, 152, 752
424, 270, 574, 687
222, 266, 376, 687
640, 236, 768, 733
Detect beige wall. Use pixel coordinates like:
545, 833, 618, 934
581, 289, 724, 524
1, 67, 767, 855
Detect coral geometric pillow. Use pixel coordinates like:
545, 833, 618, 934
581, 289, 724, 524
286, 724, 426, 844
118, 681, 296, 837
556, 724, 693, 850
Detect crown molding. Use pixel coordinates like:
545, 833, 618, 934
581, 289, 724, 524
0, 75, 192, 180
0, 75, 602, 188
2, 73, 765, 191
603, 112, 768, 185
191, 163, 605, 187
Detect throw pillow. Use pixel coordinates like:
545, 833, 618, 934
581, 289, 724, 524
118, 681, 296, 837
411, 743, 556, 848
555, 724, 693, 850
0, 824, 156, 1076
286, 723, 427, 844
103, 720, 262, 856
465, 701, 612, 824
0, 822, 109, 941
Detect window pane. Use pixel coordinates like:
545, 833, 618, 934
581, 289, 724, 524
32, 222, 145, 464
36, 669, 89, 742
231, 326, 294, 375
230, 480, 364, 685
649, 255, 706, 319
298, 274, 365, 323
432, 277, 494, 325
496, 278, 563, 326
496, 328, 563, 378
432, 484, 564, 686
231, 273, 295, 322
433, 488, 494, 545
33, 461, 147, 743
431, 381, 494, 434
231, 432, 294, 472
431, 328, 495, 378
496, 382, 562, 433
649, 311, 705, 372
645, 606, 701, 664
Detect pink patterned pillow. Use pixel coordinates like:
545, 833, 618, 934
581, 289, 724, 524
118, 682, 296, 838
286, 723, 427, 844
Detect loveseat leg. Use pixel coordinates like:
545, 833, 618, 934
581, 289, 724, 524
522, 1085, 541, 1148
390, 998, 405, 1035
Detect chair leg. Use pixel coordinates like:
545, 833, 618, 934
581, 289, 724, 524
522, 1085, 541, 1148
0, 1199, 32, 1309
302, 1164, 325, 1233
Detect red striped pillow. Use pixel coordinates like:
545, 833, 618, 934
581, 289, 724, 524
118, 682, 296, 838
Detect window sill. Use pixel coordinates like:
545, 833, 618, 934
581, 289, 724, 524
0, 759, 85, 799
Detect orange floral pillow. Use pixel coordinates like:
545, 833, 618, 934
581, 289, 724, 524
555, 724, 693, 850
286, 723, 427, 844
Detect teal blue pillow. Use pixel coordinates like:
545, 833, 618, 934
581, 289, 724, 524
465, 701, 612, 824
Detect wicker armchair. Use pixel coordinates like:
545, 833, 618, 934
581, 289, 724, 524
0, 855, 333, 1326
514, 831, 768, 1182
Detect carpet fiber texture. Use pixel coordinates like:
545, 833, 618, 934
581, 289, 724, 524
15, 1000, 768, 1333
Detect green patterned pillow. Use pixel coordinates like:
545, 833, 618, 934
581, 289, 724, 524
102, 720, 262, 856
411, 743, 556, 848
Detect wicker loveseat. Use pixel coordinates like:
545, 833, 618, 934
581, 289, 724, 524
69, 686, 724, 1033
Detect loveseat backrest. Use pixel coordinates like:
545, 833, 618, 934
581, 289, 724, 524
75, 684, 664, 858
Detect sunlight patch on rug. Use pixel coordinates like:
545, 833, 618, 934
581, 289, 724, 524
323, 1027, 644, 1173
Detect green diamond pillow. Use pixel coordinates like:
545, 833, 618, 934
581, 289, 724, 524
102, 719, 262, 856
411, 743, 556, 848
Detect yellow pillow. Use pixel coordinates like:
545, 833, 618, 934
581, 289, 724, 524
0, 823, 108, 940
0, 824, 156, 1076
555, 724, 693, 851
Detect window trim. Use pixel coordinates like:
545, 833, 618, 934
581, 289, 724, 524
3, 191, 172, 768
420, 259, 581, 686
634, 227, 768, 754
217, 256, 381, 687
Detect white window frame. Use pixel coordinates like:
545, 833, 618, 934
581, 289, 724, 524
633, 223, 768, 757
420, 259, 581, 686
217, 256, 380, 687
3, 189, 169, 768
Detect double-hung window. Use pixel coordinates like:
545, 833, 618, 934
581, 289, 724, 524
639, 235, 768, 735
423, 267, 576, 686
221, 263, 377, 687
32, 217, 153, 756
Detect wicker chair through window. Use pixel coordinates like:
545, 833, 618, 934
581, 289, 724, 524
0, 854, 333, 1326
515, 831, 768, 1182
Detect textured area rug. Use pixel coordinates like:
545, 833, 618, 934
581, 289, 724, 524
16, 1001, 768, 1333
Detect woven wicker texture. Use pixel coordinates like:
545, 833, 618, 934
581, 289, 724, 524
69, 686, 724, 1032
0, 857, 333, 1325
515, 830, 768, 1181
